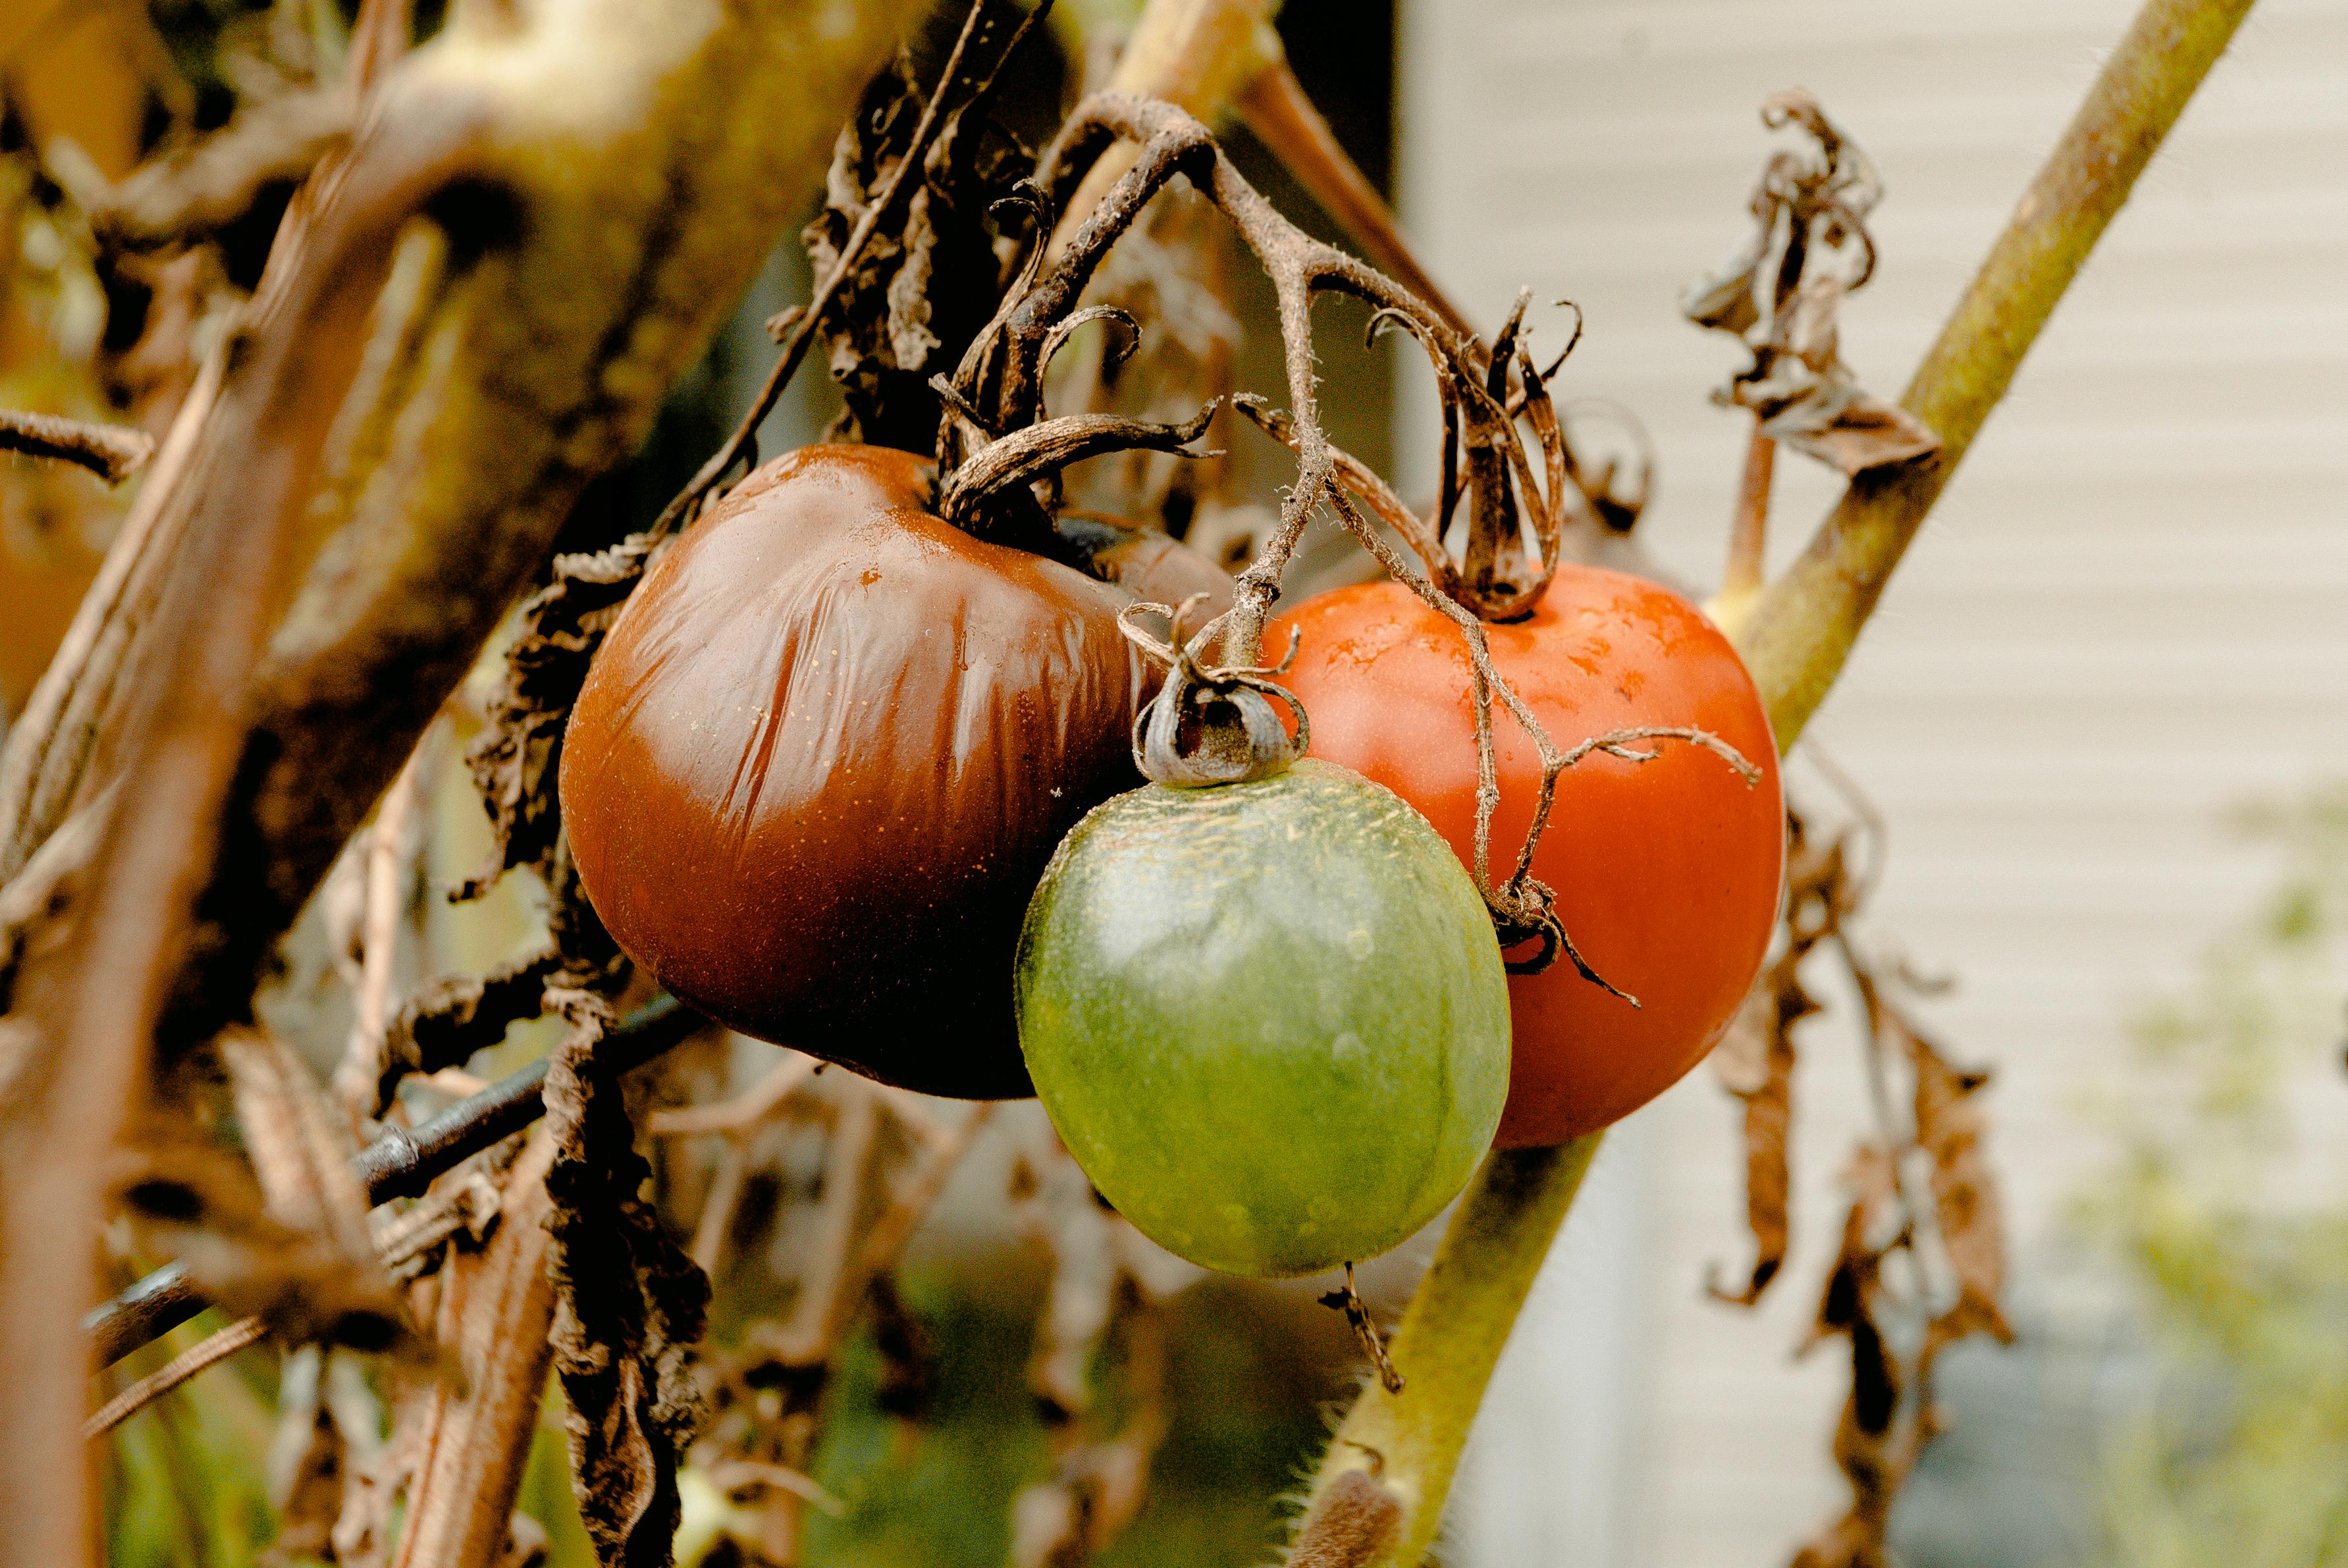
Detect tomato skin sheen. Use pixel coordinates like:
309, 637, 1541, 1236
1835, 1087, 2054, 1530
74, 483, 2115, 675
1015, 761, 1509, 1278
561, 444, 1145, 1099
1269, 571, 1784, 1147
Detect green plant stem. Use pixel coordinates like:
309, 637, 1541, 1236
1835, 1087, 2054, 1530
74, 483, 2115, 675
1283, 0, 2257, 1561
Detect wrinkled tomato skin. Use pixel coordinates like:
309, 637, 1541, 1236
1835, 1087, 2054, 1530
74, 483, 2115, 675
1269, 569, 1784, 1147
560, 444, 1145, 1099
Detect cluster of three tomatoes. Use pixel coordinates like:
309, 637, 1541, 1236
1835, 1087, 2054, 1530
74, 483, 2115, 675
560, 444, 1783, 1279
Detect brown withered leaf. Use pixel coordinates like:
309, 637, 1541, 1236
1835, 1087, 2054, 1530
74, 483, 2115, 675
1792, 1145, 1911, 1568
1790, 958, 2013, 1568
803, 19, 1034, 454
1707, 976, 1805, 1305
542, 990, 710, 1568
1709, 810, 1846, 1305
460, 537, 654, 900
1684, 90, 1939, 478
1899, 1008, 2014, 1360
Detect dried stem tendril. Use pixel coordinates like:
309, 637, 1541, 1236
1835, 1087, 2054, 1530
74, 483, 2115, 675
926, 89, 1762, 976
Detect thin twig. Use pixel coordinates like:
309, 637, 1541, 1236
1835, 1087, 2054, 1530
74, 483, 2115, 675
0, 409, 155, 484
1318, 1267, 1402, 1395
648, 0, 1017, 538
86, 997, 704, 1365
84, 1315, 267, 1439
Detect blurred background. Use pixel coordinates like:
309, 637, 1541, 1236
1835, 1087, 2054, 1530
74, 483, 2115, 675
6, 1, 2345, 1565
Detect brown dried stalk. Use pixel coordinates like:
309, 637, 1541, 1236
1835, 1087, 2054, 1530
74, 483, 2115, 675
83, 1313, 267, 1440
0, 408, 156, 484
390, 1127, 564, 1568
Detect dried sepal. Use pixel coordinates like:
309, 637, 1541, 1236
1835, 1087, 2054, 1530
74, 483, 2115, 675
1118, 595, 1306, 787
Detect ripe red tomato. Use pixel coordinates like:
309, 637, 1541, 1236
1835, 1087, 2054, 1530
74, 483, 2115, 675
1269, 567, 1784, 1147
560, 444, 1149, 1098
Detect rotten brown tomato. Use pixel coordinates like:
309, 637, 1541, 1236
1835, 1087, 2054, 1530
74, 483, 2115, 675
561, 443, 1225, 1097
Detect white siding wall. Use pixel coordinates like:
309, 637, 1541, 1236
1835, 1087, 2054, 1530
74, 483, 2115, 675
1396, 1, 2348, 1563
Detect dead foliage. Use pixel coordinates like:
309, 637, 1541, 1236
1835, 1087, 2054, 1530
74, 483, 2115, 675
1684, 91, 1939, 477
802, 14, 1040, 454
543, 997, 710, 1568
1709, 789, 2014, 1567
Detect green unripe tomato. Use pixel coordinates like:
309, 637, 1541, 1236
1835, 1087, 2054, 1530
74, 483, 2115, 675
1014, 759, 1511, 1278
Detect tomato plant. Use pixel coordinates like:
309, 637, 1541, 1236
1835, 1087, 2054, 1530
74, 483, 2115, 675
1015, 758, 1510, 1278
560, 443, 1150, 1098
1271, 567, 1784, 1146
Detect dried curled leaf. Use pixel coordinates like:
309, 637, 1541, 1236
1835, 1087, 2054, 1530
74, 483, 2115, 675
543, 993, 710, 1568
1684, 90, 1938, 477
1896, 1004, 2014, 1357
1709, 810, 1842, 1305
461, 538, 654, 899
377, 951, 560, 1114
804, 28, 1033, 453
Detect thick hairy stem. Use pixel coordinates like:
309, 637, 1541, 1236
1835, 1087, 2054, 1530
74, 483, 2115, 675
1289, 1139, 1599, 1567
1283, 1, 2255, 1560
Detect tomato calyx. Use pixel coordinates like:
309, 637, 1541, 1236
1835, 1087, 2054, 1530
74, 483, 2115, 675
1117, 595, 1306, 788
